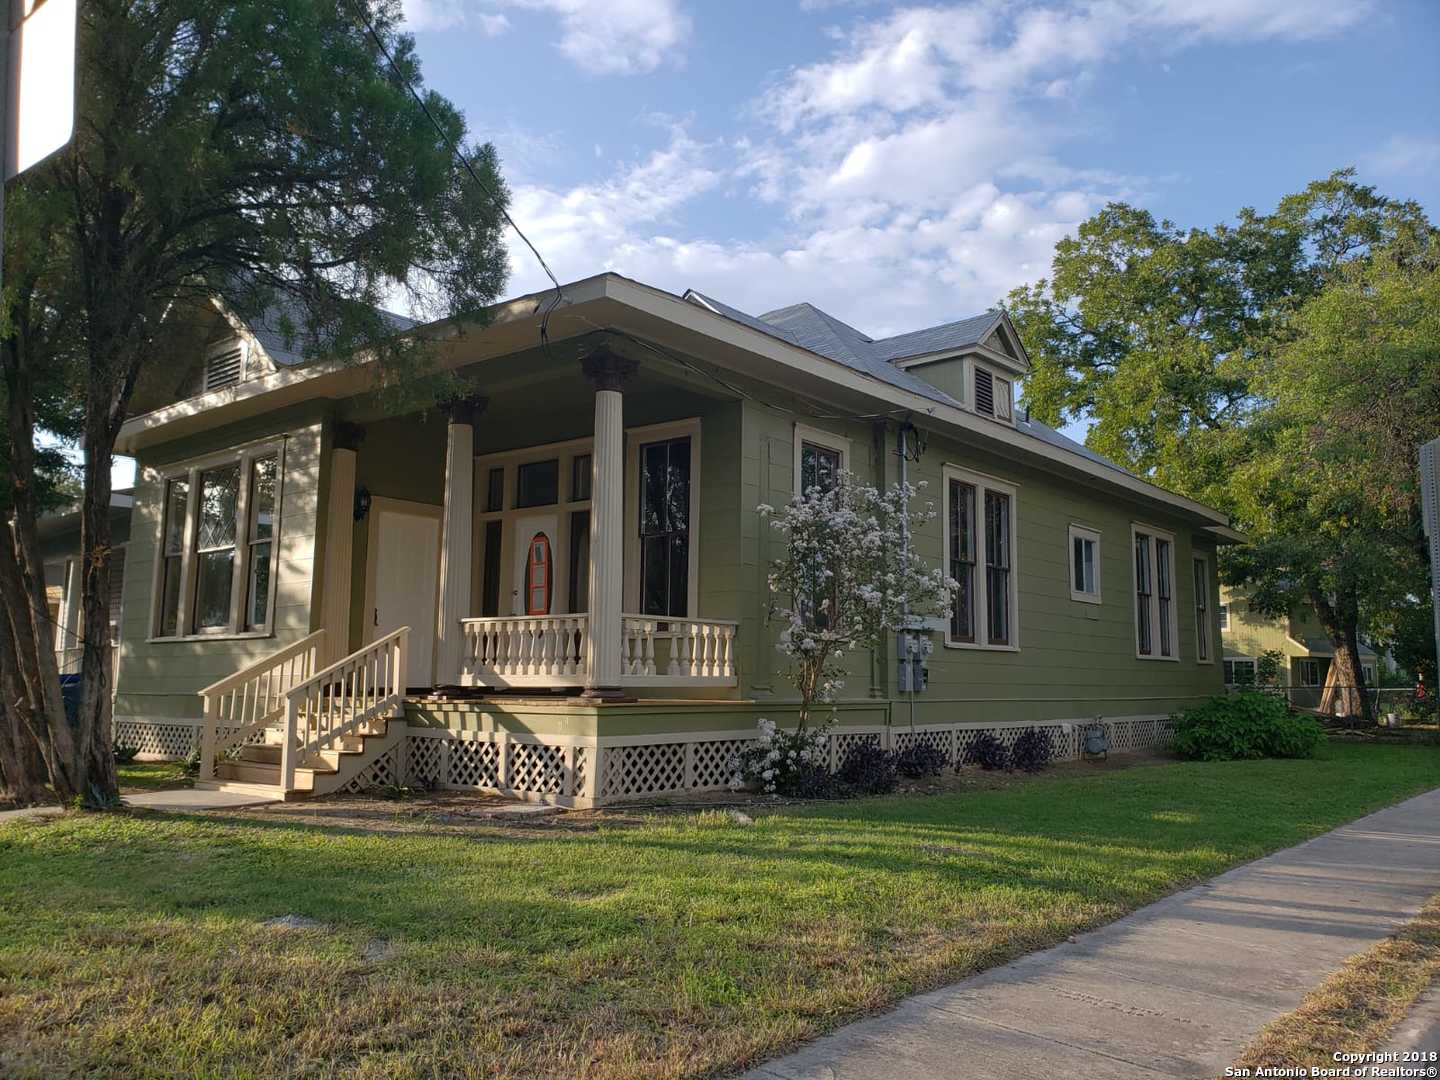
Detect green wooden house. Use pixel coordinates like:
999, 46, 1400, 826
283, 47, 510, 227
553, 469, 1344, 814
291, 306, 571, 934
111, 273, 1234, 804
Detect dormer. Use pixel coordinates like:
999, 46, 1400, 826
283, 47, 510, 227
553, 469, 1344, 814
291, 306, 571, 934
887, 311, 1030, 427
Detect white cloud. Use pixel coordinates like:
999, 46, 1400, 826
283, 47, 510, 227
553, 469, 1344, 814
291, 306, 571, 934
401, 0, 509, 33
499, 0, 691, 75
1365, 133, 1440, 177
497, 0, 1372, 338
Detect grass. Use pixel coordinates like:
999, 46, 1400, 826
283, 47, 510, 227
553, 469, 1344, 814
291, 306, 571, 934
1230, 891, 1440, 1071
116, 762, 190, 792
1, 742, 1436, 1079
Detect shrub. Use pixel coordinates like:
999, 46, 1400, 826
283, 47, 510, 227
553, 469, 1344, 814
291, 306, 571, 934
964, 731, 1010, 771
1010, 728, 1054, 773
729, 718, 834, 797
894, 741, 948, 779
838, 741, 898, 795
113, 742, 140, 765
1172, 692, 1325, 761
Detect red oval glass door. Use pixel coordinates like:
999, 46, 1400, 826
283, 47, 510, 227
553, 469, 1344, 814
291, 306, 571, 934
525, 532, 552, 615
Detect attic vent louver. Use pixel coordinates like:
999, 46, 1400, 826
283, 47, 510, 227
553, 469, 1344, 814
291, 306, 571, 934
203, 344, 244, 392
974, 366, 995, 416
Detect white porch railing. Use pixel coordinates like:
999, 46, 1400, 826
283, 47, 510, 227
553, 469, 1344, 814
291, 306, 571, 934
280, 626, 409, 792
460, 613, 738, 688
198, 630, 325, 781
462, 615, 588, 688
621, 615, 738, 682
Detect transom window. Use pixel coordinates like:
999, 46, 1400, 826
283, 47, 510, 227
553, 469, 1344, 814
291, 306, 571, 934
1133, 525, 1178, 660
154, 446, 281, 638
515, 458, 559, 508
944, 466, 1017, 649
639, 436, 691, 618
1068, 524, 1101, 603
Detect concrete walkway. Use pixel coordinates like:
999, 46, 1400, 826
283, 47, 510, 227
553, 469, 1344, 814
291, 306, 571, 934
0, 787, 280, 826
743, 787, 1440, 1079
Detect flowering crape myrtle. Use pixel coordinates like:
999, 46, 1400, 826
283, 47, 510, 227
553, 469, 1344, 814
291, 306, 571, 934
758, 473, 955, 730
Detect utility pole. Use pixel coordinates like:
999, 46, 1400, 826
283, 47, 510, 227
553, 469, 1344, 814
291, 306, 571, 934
1421, 438, 1440, 703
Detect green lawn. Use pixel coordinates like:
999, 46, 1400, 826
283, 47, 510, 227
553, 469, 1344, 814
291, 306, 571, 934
2, 743, 1436, 1079
116, 761, 190, 792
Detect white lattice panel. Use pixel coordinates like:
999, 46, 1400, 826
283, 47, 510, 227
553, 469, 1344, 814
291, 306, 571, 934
341, 746, 401, 794
830, 730, 882, 769
407, 737, 445, 787
112, 720, 200, 760
573, 747, 590, 795
1107, 717, 1173, 753
893, 728, 954, 762
691, 739, 748, 790
602, 743, 686, 798
447, 739, 501, 789
508, 742, 566, 795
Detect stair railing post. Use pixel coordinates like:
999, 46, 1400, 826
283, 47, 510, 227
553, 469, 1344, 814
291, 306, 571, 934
199, 693, 218, 781
398, 627, 409, 698
281, 693, 299, 794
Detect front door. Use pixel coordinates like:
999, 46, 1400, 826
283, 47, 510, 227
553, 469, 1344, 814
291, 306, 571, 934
511, 513, 559, 616
371, 505, 441, 687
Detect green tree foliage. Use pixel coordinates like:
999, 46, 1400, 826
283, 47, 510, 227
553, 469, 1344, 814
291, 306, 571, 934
1007, 171, 1436, 724
1, 0, 511, 804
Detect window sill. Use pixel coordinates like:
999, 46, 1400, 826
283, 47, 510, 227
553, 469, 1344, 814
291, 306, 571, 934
943, 640, 1020, 653
1070, 592, 1102, 605
1135, 653, 1180, 662
147, 630, 275, 644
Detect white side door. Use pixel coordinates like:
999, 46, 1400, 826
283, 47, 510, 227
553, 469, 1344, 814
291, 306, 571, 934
370, 506, 441, 687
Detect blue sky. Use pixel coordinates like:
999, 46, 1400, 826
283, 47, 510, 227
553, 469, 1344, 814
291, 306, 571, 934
399, 0, 1439, 340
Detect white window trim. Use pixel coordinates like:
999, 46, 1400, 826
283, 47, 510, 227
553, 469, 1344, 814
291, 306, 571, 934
147, 438, 286, 643
1067, 523, 1102, 604
1298, 658, 1323, 687
969, 359, 1015, 426
1131, 522, 1180, 662
942, 463, 1019, 652
1193, 553, 1214, 665
792, 423, 850, 497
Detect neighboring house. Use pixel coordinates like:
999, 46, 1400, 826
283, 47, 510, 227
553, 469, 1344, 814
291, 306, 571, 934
112, 274, 1234, 804
1219, 585, 1377, 707
37, 490, 133, 678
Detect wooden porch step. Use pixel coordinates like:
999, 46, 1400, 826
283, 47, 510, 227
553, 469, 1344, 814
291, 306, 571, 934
236, 744, 360, 771
215, 759, 325, 791
193, 779, 285, 799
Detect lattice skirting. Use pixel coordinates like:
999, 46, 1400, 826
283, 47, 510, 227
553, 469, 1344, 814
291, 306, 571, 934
112, 718, 201, 760
404, 715, 1175, 807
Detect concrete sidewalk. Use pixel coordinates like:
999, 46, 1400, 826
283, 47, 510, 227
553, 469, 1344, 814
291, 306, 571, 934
743, 786, 1440, 1079
0, 787, 280, 826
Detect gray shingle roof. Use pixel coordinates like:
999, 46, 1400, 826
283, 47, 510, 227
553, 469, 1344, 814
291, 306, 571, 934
1298, 637, 1378, 659
683, 289, 1141, 482
244, 299, 417, 368
871, 311, 1002, 361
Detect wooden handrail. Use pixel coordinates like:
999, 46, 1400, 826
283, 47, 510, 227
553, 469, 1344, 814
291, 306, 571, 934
199, 630, 325, 697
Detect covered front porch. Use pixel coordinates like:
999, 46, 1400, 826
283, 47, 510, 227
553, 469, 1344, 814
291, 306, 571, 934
325, 336, 745, 699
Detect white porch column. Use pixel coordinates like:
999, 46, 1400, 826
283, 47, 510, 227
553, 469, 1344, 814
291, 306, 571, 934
318, 423, 363, 664
435, 396, 485, 687
581, 349, 638, 699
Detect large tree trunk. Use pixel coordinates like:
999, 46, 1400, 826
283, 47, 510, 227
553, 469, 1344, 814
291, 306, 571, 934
1310, 586, 1374, 725
74, 410, 120, 802
0, 606, 50, 805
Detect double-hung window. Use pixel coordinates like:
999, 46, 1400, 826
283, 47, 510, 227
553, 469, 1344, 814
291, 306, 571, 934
638, 435, 692, 618
1299, 658, 1322, 687
794, 424, 849, 497
1068, 524, 1101, 603
944, 466, 1017, 649
1224, 658, 1256, 686
1192, 556, 1212, 663
153, 445, 283, 638
1132, 525, 1178, 659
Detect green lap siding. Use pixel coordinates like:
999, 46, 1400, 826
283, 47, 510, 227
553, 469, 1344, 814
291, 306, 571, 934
114, 405, 328, 724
